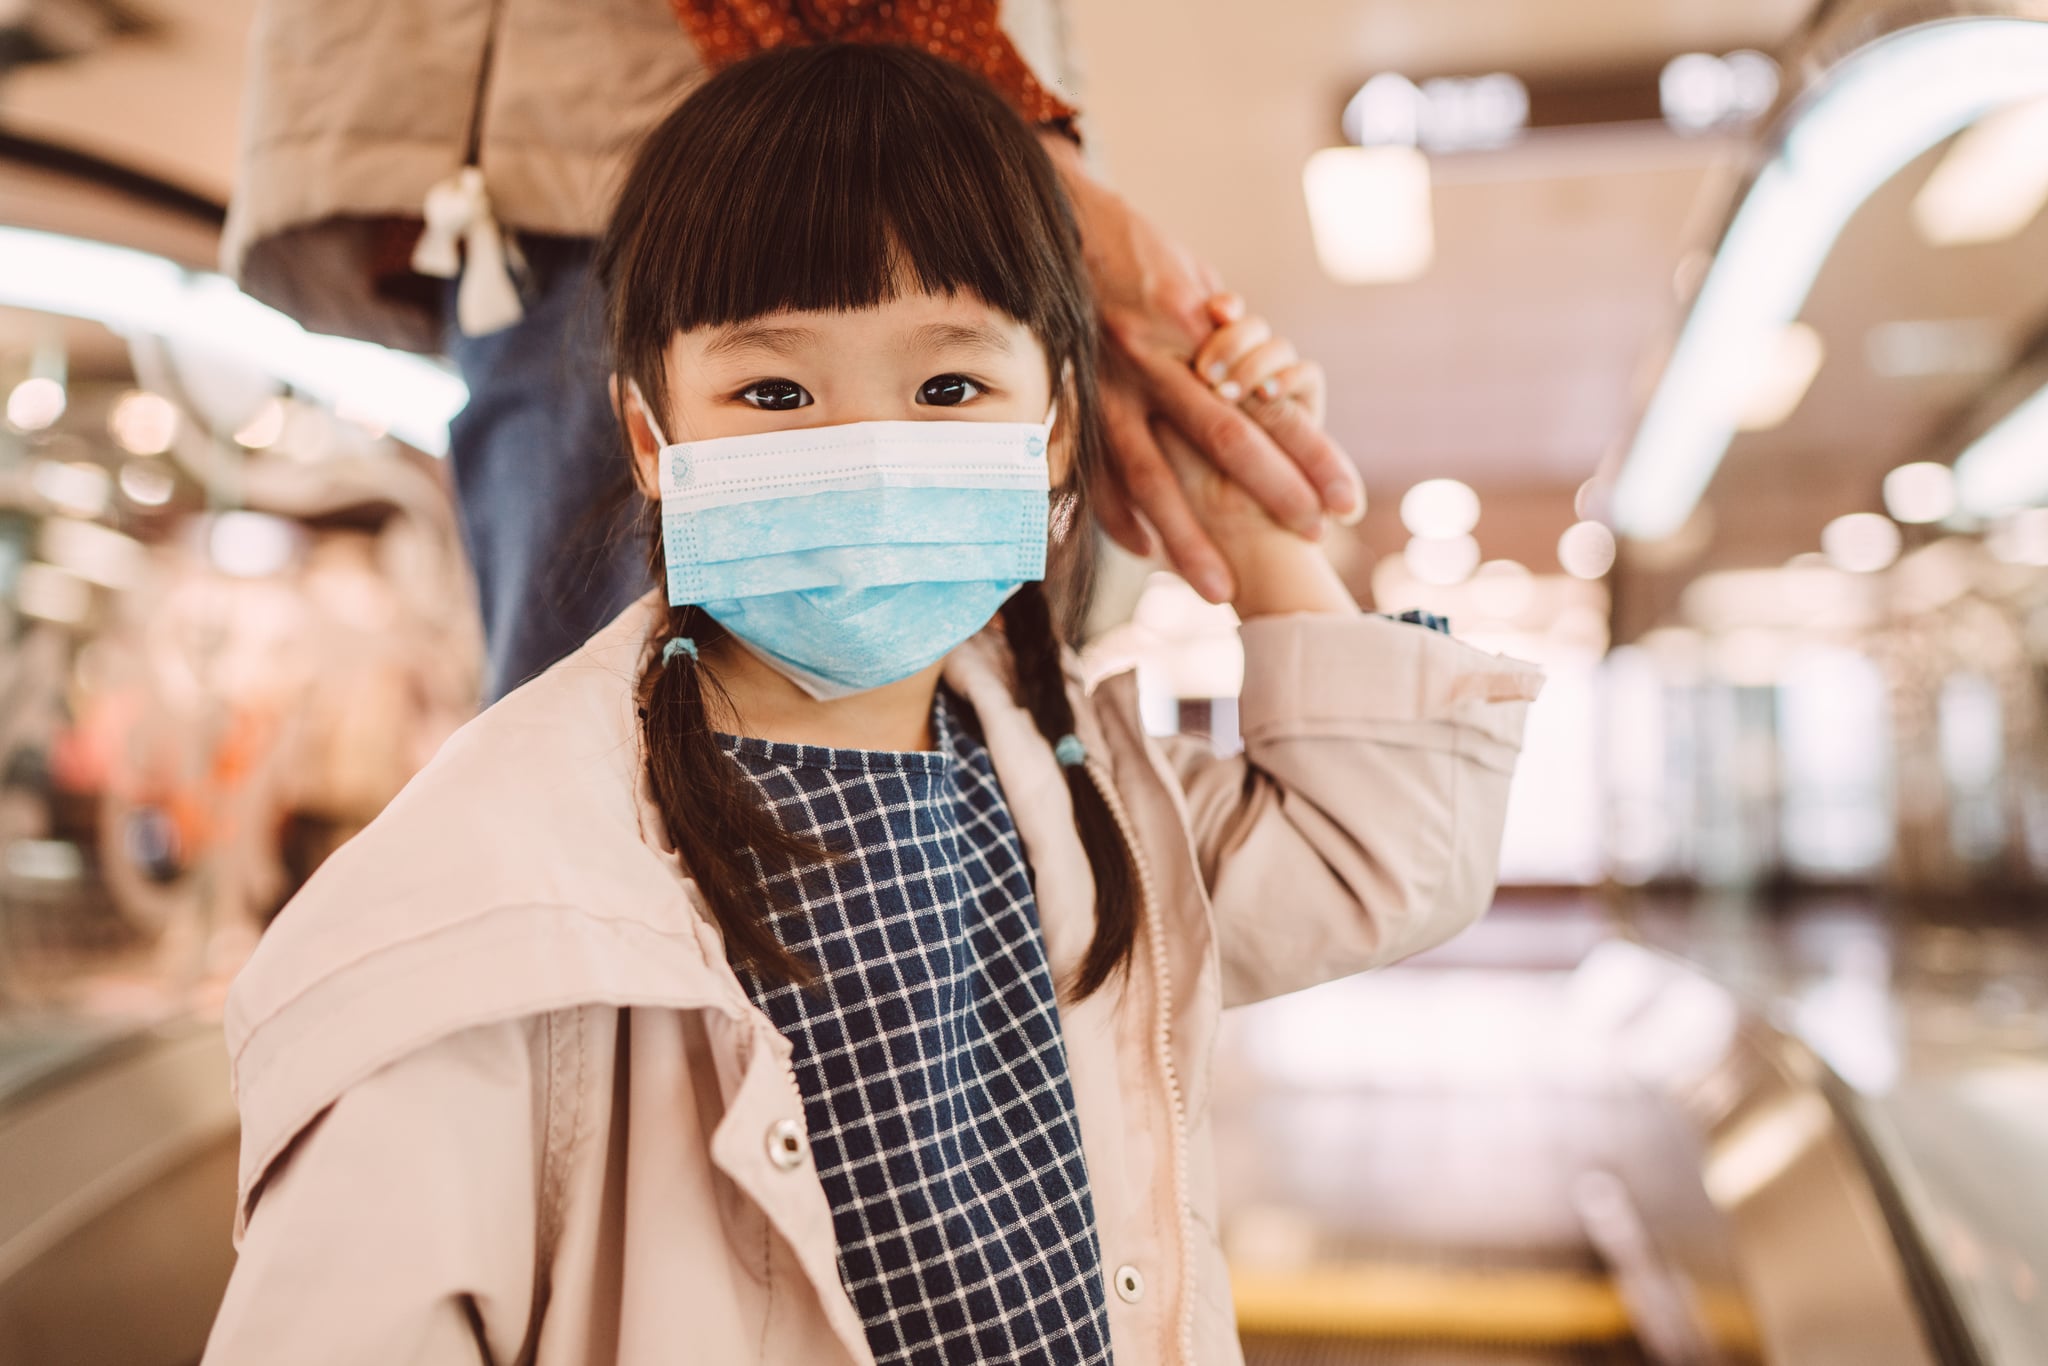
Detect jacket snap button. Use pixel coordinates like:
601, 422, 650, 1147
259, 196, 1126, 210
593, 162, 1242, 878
1114, 1264, 1144, 1304
766, 1118, 805, 1171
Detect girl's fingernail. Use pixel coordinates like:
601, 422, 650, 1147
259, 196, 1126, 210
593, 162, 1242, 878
1205, 361, 1229, 383
1324, 479, 1364, 519
1217, 380, 1243, 402
1195, 568, 1233, 602
1257, 378, 1280, 400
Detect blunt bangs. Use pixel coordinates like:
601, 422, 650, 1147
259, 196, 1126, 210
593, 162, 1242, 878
599, 44, 1094, 410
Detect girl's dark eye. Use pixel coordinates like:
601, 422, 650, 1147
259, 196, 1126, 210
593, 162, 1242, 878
738, 379, 812, 411
917, 374, 982, 407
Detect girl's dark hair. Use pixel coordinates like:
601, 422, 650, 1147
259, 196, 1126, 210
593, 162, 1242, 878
595, 43, 1137, 1000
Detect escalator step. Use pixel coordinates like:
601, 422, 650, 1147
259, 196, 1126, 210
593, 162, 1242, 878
1239, 1333, 1649, 1365
1232, 1264, 1633, 1344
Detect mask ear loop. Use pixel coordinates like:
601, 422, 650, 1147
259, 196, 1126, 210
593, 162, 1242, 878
1044, 359, 1072, 433
625, 377, 672, 450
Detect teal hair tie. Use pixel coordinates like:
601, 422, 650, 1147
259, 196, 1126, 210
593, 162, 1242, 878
661, 636, 699, 666
1053, 734, 1087, 768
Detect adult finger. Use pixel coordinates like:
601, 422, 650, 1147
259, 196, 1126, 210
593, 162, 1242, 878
1245, 372, 1361, 524
1101, 373, 1237, 602
1118, 332, 1326, 539
1191, 316, 1274, 394
1088, 455, 1155, 560
1140, 333, 1360, 526
1087, 377, 1157, 558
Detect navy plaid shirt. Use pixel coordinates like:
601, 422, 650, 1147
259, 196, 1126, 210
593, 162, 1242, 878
720, 688, 1113, 1366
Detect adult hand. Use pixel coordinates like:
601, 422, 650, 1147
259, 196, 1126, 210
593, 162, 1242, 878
1040, 132, 1364, 604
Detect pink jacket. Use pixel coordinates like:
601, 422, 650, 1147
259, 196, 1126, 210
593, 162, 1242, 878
201, 598, 1541, 1365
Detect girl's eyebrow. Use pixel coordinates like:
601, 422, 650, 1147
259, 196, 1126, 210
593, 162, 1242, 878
907, 321, 1014, 356
703, 323, 820, 360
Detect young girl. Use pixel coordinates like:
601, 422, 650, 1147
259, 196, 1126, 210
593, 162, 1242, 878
203, 44, 1541, 1366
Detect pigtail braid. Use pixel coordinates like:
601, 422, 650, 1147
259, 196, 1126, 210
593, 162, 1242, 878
999, 581, 1138, 1000
637, 600, 829, 986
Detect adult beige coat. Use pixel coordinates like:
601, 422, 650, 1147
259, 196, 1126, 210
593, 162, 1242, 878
223, 0, 1082, 352
200, 600, 1540, 1365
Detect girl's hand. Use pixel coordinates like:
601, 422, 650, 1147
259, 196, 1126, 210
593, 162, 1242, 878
1171, 295, 1337, 541
1190, 294, 1327, 429
1156, 300, 1357, 619
1152, 415, 1357, 619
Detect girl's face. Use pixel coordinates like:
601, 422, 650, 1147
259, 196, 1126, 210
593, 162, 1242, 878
625, 288, 1069, 486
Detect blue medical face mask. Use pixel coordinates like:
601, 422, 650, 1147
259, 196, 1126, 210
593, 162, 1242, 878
638, 384, 1056, 700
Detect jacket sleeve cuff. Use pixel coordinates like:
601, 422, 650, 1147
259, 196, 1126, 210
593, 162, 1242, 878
1238, 612, 1545, 764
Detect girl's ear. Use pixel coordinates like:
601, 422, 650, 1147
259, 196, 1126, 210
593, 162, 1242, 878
612, 374, 664, 500
1046, 361, 1078, 489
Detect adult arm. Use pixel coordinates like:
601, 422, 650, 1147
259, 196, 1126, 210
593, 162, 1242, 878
1038, 132, 1366, 604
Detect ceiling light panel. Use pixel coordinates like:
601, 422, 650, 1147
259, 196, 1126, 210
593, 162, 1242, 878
1912, 96, 2048, 246
1303, 146, 1435, 285
0, 226, 466, 456
1612, 19, 2048, 540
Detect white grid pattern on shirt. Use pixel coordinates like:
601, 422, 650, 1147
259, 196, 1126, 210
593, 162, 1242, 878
721, 690, 1112, 1366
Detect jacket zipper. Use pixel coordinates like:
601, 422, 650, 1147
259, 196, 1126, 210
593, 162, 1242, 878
1090, 764, 1197, 1364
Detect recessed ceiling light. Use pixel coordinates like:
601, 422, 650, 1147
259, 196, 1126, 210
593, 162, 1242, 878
1864, 319, 2008, 378
1558, 521, 1617, 579
1399, 478, 1480, 539
108, 390, 178, 456
6, 377, 65, 432
1302, 146, 1434, 285
235, 399, 287, 449
1404, 534, 1480, 586
1882, 462, 1956, 524
118, 460, 176, 508
1821, 512, 1901, 573
209, 512, 299, 579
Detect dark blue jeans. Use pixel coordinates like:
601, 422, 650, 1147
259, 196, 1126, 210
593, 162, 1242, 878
443, 237, 650, 703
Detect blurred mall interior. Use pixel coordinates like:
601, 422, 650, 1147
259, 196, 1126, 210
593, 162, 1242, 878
3, 0, 2047, 1363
